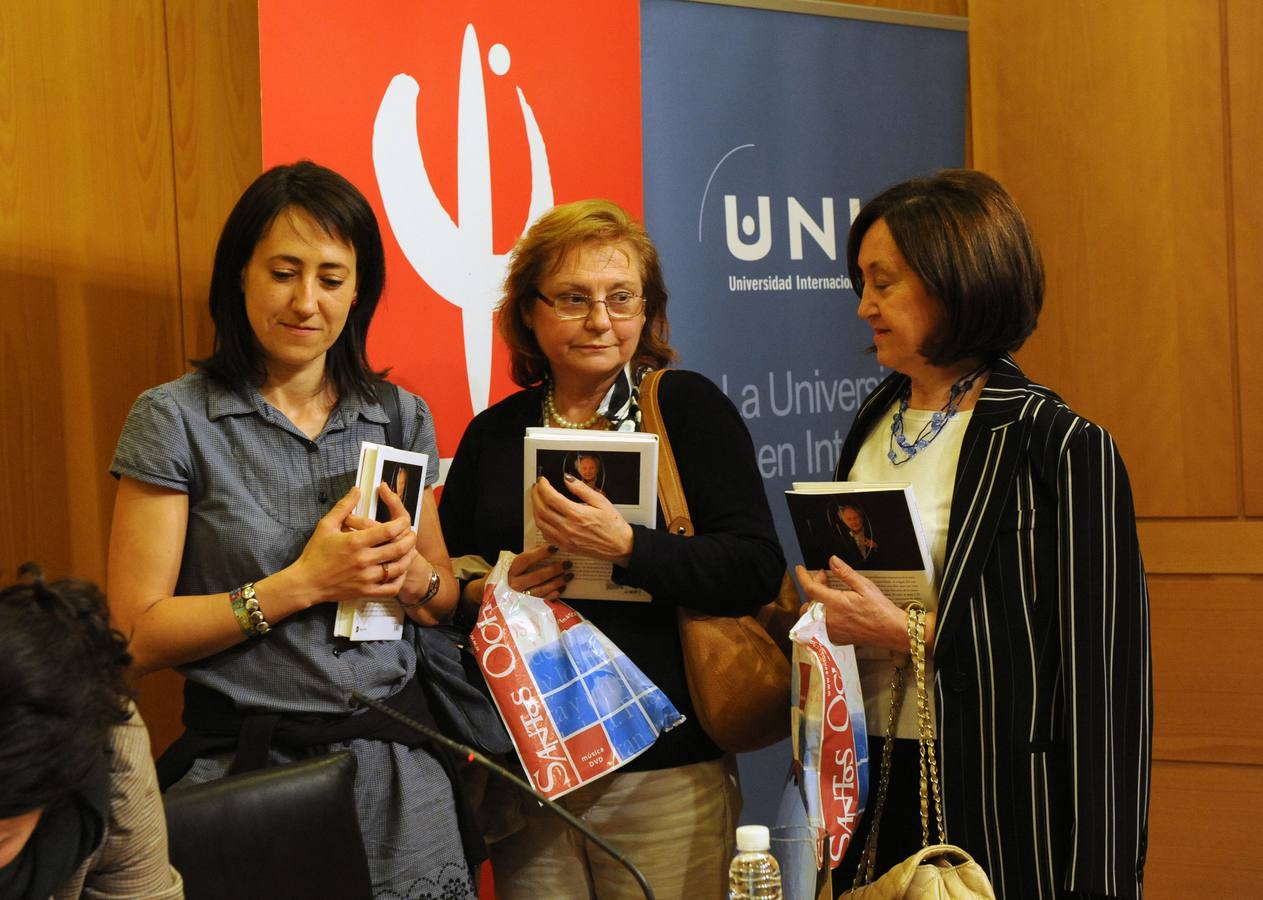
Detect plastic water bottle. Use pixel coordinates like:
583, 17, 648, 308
729, 824, 782, 899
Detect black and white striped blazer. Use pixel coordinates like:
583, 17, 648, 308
834, 356, 1152, 899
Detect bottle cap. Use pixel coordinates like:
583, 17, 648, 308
735, 824, 770, 852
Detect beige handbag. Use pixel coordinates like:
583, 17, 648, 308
841, 605, 995, 899
638, 369, 795, 753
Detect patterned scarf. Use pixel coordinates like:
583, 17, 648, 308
600, 363, 648, 432
545, 363, 647, 432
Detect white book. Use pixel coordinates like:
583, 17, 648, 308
523, 427, 659, 602
334, 442, 429, 641
785, 481, 934, 608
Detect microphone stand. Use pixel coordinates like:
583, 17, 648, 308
350, 690, 656, 900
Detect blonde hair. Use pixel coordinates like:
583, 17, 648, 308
496, 199, 676, 387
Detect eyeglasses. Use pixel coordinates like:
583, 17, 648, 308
535, 290, 646, 320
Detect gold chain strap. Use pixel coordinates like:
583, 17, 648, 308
908, 604, 946, 845
852, 661, 905, 887
851, 602, 943, 889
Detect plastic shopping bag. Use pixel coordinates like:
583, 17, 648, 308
790, 601, 869, 869
470, 551, 684, 799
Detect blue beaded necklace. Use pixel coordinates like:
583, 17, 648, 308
887, 362, 988, 466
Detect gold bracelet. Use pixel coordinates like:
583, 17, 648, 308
229, 582, 271, 637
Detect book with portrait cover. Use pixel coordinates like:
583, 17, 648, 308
784, 481, 934, 607
334, 443, 430, 641
523, 427, 659, 602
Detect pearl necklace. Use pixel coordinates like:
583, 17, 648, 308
544, 383, 606, 429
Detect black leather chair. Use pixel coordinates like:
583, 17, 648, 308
163, 751, 373, 900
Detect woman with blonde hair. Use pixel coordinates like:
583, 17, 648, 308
440, 199, 785, 898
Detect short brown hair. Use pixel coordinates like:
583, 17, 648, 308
497, 199, 676, 387
846, 169, 1043, 366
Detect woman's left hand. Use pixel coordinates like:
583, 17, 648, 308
532, 475, 635, 567
347, 481, 448, 623
794, 555, 908, 652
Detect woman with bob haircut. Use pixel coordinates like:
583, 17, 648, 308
797, 169, 1150, 898
107, 161, 479, 897
439, 198, 785, 898
0, 566, 183, 899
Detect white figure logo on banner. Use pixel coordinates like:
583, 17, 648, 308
373, 24, 554, 413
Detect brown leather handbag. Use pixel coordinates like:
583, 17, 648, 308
639, 369, 796, 753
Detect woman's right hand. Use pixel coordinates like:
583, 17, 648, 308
280, 486, 419, 606
109, 480, 418, 675
460, 543, 572, 609
794, 556, 909, 652
505, 543, 572, 600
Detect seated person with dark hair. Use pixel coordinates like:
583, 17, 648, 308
0, 565, 183, 900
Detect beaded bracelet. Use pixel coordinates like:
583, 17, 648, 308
229, 582, 271, 637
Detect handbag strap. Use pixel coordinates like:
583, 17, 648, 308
638, 369, 694, 537
375, 381, 403, 448
852, 602, 945, 888
909, 605, 947, 846
852, 653, 906, 886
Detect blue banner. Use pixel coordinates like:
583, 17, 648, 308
640, 0, 967, 828
641, 0, 966, 545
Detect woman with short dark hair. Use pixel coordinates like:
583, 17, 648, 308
0, 567, 182, 899
844, 168, 1043, 367
106, 161, 477, 897
440, 198, 785, 898
800, 169, 1150, 898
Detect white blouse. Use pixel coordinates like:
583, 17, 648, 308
847, 403, 971, 739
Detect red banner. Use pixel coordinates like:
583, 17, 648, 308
259, 1, 643, 463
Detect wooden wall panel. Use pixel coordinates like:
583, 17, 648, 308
1150, 577, 1263, 765
165, 0, 263, 367
1227, 0, 1263, 514
969, 0, 1236, 519
0, 0, 262, 757
1146, 760, 1263, 896
969, 2, 1260, 891
1138, 520, 1263, 574
127, 0, 266, 757
0, 0, 184, 584
828, 0, 967, 16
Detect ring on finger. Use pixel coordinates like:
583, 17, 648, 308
380, 562, 390, 583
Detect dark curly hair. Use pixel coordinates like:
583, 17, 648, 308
0, 565, 134, 817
